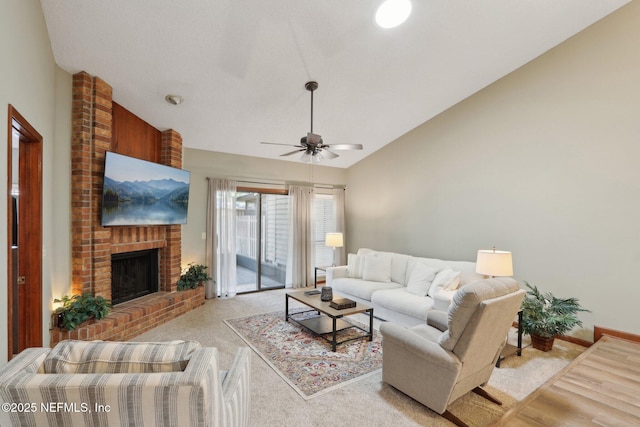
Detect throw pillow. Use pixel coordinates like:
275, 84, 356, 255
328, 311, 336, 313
347, 253, 364, 278
428, 268, 461, 297
43, 339, 201, 374
362, 255, 392, 282
406, 263, 439, 296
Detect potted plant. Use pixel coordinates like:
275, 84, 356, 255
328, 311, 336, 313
54, 293, 112, 331
177, 263, 212, 290
520, 282, 589, 351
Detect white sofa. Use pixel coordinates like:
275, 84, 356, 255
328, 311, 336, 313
326, 248, 486, 327
0, 340, 251, 427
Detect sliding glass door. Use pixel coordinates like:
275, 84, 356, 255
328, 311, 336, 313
236, 191, 289, 292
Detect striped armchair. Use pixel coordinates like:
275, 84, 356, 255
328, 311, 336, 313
0, 340, 251, 427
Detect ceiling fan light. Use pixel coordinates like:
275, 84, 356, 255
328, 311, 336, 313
375, 0, 412, 29
300, 152, 311, 163
312, 153, 323, 164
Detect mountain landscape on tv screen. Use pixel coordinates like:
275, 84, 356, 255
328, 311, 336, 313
102, 177, 189, 226
103, 177, 189, 204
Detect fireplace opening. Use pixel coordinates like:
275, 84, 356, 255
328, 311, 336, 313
111, 249, 159, 305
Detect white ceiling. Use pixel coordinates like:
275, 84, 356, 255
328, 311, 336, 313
40, 0, 628, 168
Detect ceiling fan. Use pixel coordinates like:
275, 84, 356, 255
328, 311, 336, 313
261, 81, 363, 163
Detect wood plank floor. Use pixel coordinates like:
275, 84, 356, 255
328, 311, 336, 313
494, 335, 640, 426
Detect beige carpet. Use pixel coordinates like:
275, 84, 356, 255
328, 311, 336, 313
134, 288, 585, 427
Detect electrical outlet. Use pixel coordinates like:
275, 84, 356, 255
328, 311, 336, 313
201, 232, 206, 240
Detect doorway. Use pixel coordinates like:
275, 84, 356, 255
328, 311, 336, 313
7, 105, 43, 359
235, 190, 288, 293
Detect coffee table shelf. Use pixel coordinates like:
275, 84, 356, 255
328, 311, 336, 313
286, 290, 373, 352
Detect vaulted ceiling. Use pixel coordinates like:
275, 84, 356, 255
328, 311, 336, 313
40, 0, 628, 168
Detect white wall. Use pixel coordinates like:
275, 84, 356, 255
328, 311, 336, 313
181, 148, 347, 267
0, 0, 72, 365
346, 2, 640, 340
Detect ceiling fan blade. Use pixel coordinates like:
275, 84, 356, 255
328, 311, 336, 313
261, 142, 301, 147
322, 148, 339, 159
280, 149, 305, 157
307, 132, 322, 145
326, 144, 363, 150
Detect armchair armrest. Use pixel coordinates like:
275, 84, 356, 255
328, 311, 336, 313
325, 265, 348, 286
380, 323, 460, 372
221, 347, 251, 427
427, 310, 448, 332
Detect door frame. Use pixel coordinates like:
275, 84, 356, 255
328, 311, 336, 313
7, 104, 43, 359
236, 187, 288, 293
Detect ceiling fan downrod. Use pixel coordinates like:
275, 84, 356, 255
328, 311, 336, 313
305, 81, 318, 134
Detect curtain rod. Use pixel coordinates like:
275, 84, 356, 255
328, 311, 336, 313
206, 176, 345, 189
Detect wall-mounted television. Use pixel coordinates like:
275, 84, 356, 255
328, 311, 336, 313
101, 151, 191, 226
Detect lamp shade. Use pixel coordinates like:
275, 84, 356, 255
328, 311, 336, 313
325, 232, 344, 248
476, 249, 513, 277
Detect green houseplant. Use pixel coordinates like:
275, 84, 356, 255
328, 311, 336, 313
521, 282, 589, 351
177, 263, 212, 290
54, 293, 112, 331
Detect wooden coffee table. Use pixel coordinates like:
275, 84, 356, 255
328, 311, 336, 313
285, 290, 373, 351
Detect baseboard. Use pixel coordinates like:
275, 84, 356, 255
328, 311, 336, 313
594, 326, 640, 343
556, 334, 592, 348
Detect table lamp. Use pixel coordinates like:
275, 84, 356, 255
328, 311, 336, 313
476, 247, 513, 277
325, 232, 344, 266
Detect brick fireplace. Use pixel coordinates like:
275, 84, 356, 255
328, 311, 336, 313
50, 72, 204, 346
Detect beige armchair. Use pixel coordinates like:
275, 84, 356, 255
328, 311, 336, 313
379, 278, 525, 427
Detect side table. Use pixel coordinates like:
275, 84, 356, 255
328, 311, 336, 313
314, 266, 328, 289
496, 310, 523, 368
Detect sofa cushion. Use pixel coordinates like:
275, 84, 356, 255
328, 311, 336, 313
371, 288, 435, 321
362, 254, 392, 282
406, 263, 439, 296
43, 339, 201, 374
331, 277, 402, 301
427, 268, 461, 297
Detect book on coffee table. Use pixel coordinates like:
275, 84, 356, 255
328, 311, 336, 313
330, 298, 356, 310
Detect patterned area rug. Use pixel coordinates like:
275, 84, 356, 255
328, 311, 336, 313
224, 309, 382, 399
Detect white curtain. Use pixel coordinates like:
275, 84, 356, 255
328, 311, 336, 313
333, 188, 346, 266
205, 178, 237, 298
286, 185, 314, 288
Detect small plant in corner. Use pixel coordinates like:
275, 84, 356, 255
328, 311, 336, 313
520, 282, 589, 351
177, 263, 212, 290
54, 293, 112, 331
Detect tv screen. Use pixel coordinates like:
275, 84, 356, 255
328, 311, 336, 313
101, 152, 191, 226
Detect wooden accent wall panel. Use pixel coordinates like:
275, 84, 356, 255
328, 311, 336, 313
112, 102, 160, 162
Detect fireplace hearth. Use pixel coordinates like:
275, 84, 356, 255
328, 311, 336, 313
111, 249, 159, 305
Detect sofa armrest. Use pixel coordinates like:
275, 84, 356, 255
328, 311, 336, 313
380, 323, 460, 371
221, 347, 251, 427
433, 289, 457, 311
325, 265, 348, 286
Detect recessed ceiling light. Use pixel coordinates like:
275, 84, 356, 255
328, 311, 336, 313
165, 94, 183, 105
375, 0, 412, 29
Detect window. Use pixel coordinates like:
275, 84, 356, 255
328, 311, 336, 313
313, 193, 337, 267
